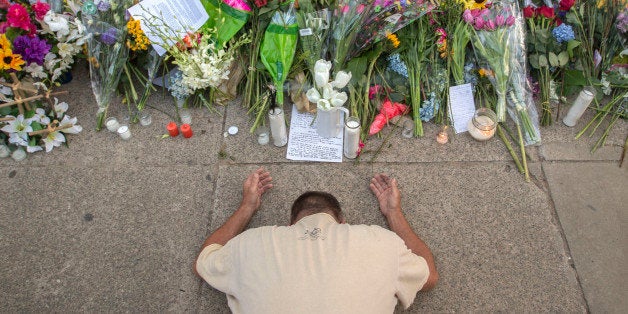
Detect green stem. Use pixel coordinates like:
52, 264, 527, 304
497, 125, 524, 174
516, 122, 530, 182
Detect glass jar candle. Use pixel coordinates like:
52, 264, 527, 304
268, 108, 288, 147
139, 112, 152, 126
179, 108, 192, 125
11, 147, 27, 161
467, 108, 497, 141
105, 117, 120, 132
117, 125, 132, 140
344, 117, 361, 159
255, 126, 270, 145
563, 86, 596, 127
436, 126, 449, 144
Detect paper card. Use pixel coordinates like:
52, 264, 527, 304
128, 0, 209, 56
299, 28, 313, 36
448, 83, 476, 133
286, 105, 343, 163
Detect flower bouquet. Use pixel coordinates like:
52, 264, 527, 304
200, 0, 252, 46
465, 2, 517, 122
296, 0, 331, 74
75, 0, 135, 130
305, 59, 351, 137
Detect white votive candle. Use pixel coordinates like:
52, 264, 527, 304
11, 147, 27, 161
563, 86, 596, 127
467, 108, 497, 141
0, 144, 10, 158
179, 108, 192, 125
117, 125, 132, 140
344, 117, 361, 159
256, 126, 270, 145
268, 108, 288, 147
140, 112, 152, 126
105, 117, 120, 132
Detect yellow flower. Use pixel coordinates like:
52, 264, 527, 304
386, 32, 400, 48
0, 34, 11, 49
478, 68, 493, 77
597, 0, 606, 8
126, 18, 150, 51
0, 48, 25, 72
460, 0, 488, 10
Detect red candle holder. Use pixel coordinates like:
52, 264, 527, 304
181, 123, 193, 138
167, 122, 179, 137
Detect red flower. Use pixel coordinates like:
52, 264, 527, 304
536, 6, 556, 19
6, 3, 33, 31
253, 0, 267, 8
523, 6, 536, 19
0, 0, 9, 10
32, 1, 51, 20
559, 0, 576, 11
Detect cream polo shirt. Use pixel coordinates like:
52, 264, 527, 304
196, 213, 429, 314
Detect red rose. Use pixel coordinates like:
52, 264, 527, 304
523, 6, 536, 19
559, 0, 576, 11
536, 6, 556, 19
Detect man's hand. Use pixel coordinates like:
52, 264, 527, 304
369, 173, 402, 218
240, 167, 273, 213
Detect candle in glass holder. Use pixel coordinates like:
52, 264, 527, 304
255, 126, 270, 145
167, 122, 179, 137
105, 117, 120, 132
117, 125, 132, 140
436, 126, 449, 144
563, 86, 596, 127
268, 108, 288, 147
0, 144, 10, 158
467, 108, 497, 141
181, 123, 193, 138
139, 112, 152, 126
11, 147, 27, 161
179, 108, 192, 125
344, 117, 361, 159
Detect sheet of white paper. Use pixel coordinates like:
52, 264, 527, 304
128, 0, 208, 56
448, 83, 476, 133
286, 105, 344, 163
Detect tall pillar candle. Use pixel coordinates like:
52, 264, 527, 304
268, 108, 288, 147
563, 86, 596, 127
344, 117, 361, 159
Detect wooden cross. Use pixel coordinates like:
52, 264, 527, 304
0, 73, 68, 114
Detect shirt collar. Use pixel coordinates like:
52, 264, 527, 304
295, 212, 339, 226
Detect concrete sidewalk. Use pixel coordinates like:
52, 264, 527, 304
1, 67, 626, 313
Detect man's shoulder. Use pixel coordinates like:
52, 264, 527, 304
340, 223, 403, 241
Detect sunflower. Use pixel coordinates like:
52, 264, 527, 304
459, 0, 488, 10
0, 35, 25, 71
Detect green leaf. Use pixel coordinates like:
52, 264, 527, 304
529, 54, 540, 69
31, 122, 43, 132
539, 55, 549, 68
548, 52, 559, 67
567, 40, 580, 58
558, 51, 569, 67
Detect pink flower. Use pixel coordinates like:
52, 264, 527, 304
6, 3, 33, 31
495, 15, 505, 27
474, 17, 485, 30
342, 5, 349, 14
505, 15, 515, 26
463, 10, 474, 23
357, 4, 365, 14
0, 0, 9, 9
485, 19, 496, 31
32, 1, 51, 20
368, 85, 383, 100
479, 8, 490, 17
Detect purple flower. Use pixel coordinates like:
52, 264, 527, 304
97, 0, 110, 12
12, 35, 51, 65
463, 10, 474, 23
474, 17, 485, 30
100, 28, 118, 45
495, 15, 505, 27
594, 50, 602, 68
485, 19, 496, 31
617, 10, 628, 34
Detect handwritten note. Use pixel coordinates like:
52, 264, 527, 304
448, 83, 476, 133
128, 0, 209, 56
286, 105, 343, 163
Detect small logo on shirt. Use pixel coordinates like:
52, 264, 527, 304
298, 228, 325, 240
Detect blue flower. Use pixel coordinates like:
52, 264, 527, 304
419, 92, 440, 122
387, 53, 408, 78
100, 28, 118, 45
168, 72, 192, 100
97, 0, 111, 12
552, 24, 575, 44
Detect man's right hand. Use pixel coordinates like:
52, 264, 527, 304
369, 173, 402, 218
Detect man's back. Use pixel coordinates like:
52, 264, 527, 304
197, 213, 429, 314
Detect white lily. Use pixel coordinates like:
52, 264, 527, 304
306, 87, 321, 103
59, 115, 83, 134
8, 133, 28, 146
332, 71, 352, 89
43, 131, 66, 152
27, 145, 43, 153
314, 59, 332, 88
330, 91, 348, 107
54, 99, 69, 118
1, 115, 33, 141
34, 108, 51, 125
317, 99, 331, 111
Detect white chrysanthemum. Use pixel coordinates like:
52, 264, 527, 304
24, 63, 47, 79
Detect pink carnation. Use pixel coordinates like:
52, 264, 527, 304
6, 3, 33, 31
32, 1, 51, 20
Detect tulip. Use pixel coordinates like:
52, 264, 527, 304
331, 71, 352, 89
317, 99, 331, 111
322, 83, 334, 100
314, 59, 332, 88
463, 9, 474, 23
505, 15, 515, 26
306, 87, 321, 103
330, 91, 348, 107
495, 15, 505, 27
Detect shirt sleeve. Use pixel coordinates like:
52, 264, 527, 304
395, 245, 430, 309
195, 243, 234, 294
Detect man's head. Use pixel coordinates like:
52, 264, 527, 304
290, 191, 344, 224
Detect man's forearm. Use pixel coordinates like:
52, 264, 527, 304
385, 210, 439, 291
200, 204, 256, 249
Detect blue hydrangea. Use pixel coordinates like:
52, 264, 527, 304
387, 53, 408, 78
168, 72, 192, 100
419, 92, 440, 122
463, 62, 478, 90
552, 24, 575, 44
